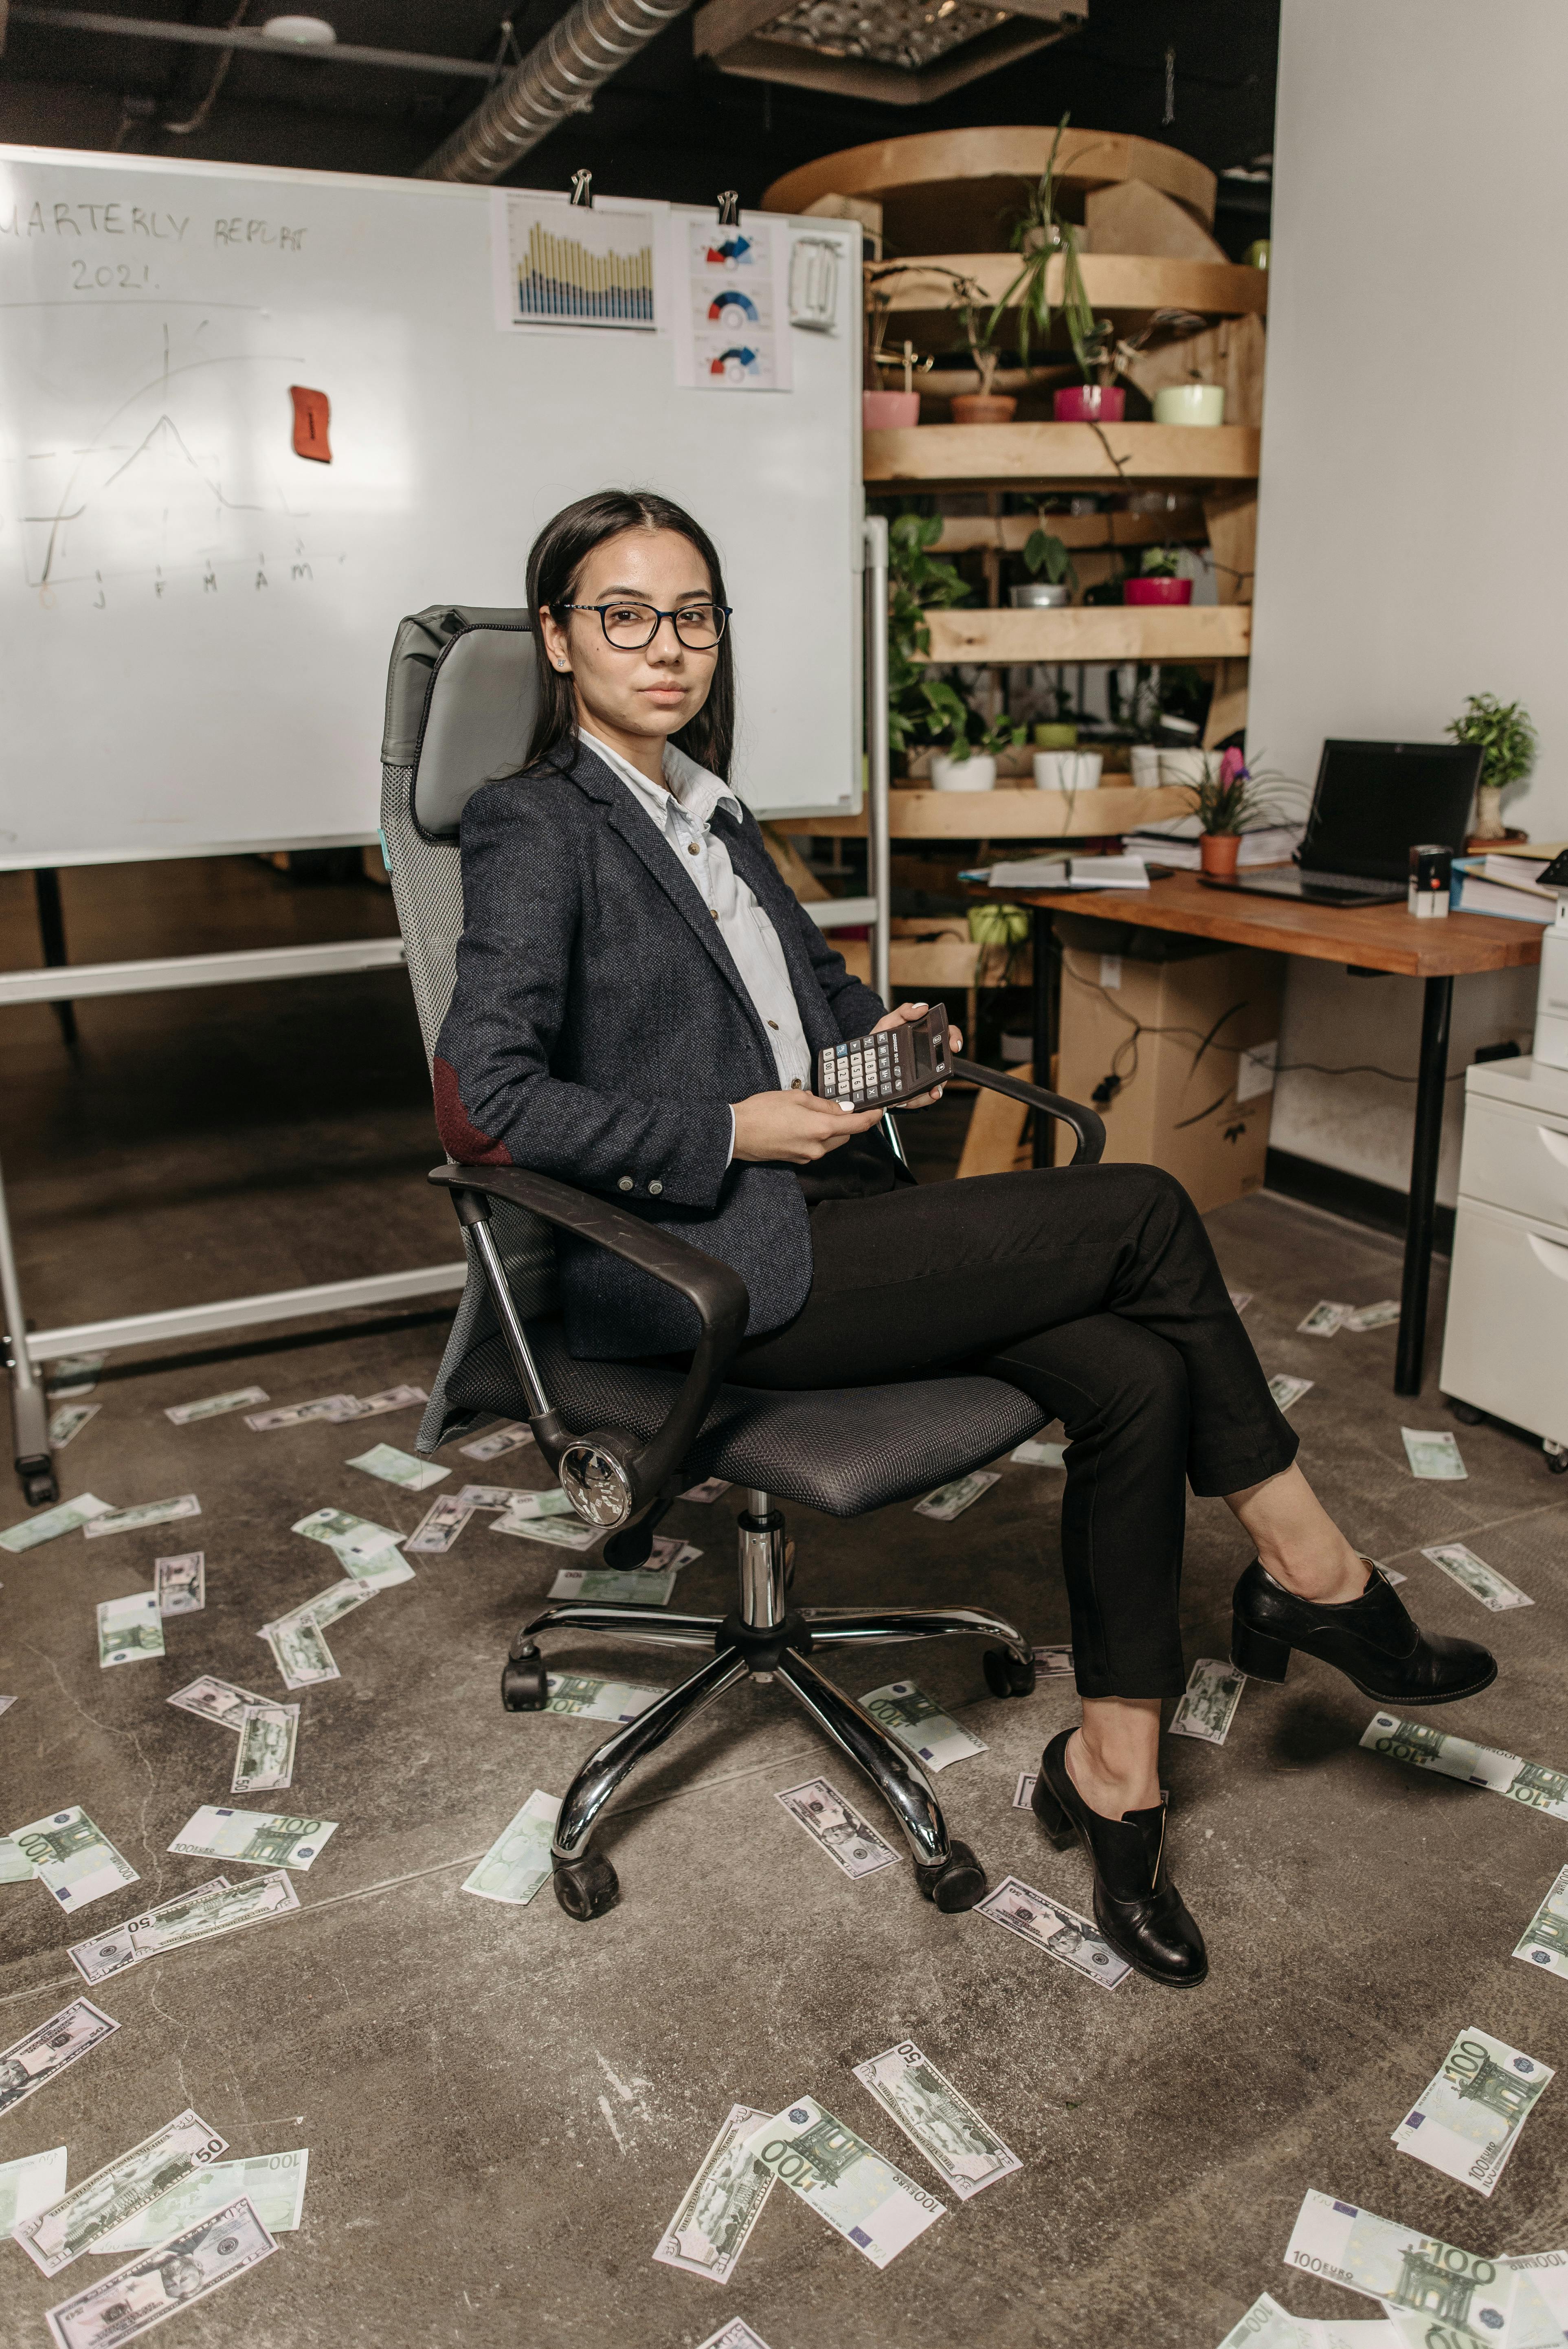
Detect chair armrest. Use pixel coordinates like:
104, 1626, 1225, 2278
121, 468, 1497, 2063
428, 1162, 749, 1521
949, 1059, 1105, 1166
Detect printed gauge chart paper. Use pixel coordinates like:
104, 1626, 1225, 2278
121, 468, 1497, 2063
672, 213, 793, 392
491, 190, 660, 332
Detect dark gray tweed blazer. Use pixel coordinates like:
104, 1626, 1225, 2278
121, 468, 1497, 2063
432, 736, 890, 1358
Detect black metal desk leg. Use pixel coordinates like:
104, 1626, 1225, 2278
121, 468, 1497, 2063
1396, 973, 1453, 1396
1030, 906, 1057, 1168
33, 869, 76, 1049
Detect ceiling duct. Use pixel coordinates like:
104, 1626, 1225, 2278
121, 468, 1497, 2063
416, 0, 692, 183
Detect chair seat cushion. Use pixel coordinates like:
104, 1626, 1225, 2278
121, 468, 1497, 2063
446, 1326, 1048, 1516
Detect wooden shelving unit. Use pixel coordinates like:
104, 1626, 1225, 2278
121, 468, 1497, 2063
874, 252, 1267, 323
773, 783, 1191, 840
920, 604, 1251, 664
866, 421, 1260, 489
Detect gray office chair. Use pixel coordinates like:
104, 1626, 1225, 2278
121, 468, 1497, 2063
381, 606, 1106, 1924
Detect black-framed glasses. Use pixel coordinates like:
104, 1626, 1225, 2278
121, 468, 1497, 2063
554, 599, 731, 651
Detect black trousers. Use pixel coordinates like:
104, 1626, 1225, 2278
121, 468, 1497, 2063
731, 1164, 1298, 1701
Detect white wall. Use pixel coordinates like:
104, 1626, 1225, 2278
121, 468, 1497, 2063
1249, 0, 1559, 1202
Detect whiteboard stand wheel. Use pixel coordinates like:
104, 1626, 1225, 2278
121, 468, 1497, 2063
1444, 1397, 1485, 1426
19, 1457, 58, 1507
1545, 1441, 1568, 1476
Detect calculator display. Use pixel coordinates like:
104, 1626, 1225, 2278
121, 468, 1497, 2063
815, 1004, 950, 1111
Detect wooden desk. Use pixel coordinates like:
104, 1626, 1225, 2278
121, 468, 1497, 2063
982, 869, 1542, 1395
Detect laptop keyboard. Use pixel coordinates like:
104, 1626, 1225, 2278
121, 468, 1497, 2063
1301, 868, 1400, 892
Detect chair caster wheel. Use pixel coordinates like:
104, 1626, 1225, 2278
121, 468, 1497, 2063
1547, 1447, 1568, 1476
553, 1850, 619, 1921
21, 1468, 59, 1507
501, 1642, 548, 1711
983, 1648, 1036, 1699
913, 1839, 986, 1914
1445, 1397, 1485, 1426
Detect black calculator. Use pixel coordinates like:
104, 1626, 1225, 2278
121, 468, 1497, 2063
817, 1004, 951, 1111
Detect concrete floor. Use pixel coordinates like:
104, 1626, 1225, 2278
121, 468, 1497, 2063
2, 859, 1566, 2349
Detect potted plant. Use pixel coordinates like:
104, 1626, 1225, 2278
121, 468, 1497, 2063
885, 511, 972, 771
986, 116, 1124, 425
1010, 524, 1077, 609
1177, 748, 1303, 877
1445, 692, 1536, 844
947, 272, 1015, 424
1124, 545, 1192, 606
1153, 380, 1226, 427
930, 703, 1027, 793
863, 291, 932, 431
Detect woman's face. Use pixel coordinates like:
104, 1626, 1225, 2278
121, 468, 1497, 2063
540, 525, 718, 751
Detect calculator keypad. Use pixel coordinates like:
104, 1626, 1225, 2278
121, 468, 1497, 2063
818, 1015, 941, 1108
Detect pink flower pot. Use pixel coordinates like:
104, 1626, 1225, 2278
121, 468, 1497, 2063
862, 390, 921, 431
1053, 385, 1126, 423
1124, 577, 1192, 605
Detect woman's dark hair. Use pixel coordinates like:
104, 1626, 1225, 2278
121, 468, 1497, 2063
523, 488, 734, 780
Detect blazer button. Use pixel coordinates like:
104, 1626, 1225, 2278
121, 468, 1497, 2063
649, 1180, 663, 1195
617, 1176, 633, 1191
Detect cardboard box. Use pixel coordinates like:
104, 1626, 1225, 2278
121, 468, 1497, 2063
1054, 921, 1284, 1211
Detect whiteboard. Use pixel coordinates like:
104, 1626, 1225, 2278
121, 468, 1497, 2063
0, 147, 864, 870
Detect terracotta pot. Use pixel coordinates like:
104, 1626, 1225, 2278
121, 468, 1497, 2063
1124, 577, 1192, 605
863, 390, 920, 431
950, 393, 1017, 424
1199, 832, 1241, 879
1054, 385, 1126, 423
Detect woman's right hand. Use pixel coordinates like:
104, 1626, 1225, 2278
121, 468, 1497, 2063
731, 1090, 885, 1165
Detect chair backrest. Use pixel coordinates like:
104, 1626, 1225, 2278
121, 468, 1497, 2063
379, 605, 558, 1443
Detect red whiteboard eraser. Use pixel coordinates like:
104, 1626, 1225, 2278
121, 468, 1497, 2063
289, 385, 332, 462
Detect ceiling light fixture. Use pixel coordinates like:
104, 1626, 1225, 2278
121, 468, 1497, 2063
694, 0, 1085, 107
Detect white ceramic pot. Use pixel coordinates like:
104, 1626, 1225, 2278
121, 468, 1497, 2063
1009, 582, 1071, 609
1153, 383, 1226, 427
1032, 749, 1104, 793
1159, 747, 1222, 789
1130, 745, 1162, 789
931, 752, 997, 793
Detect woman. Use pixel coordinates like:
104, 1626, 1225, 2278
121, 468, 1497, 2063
435, 488, 1496, 1990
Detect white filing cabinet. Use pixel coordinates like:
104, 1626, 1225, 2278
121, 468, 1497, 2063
1440, 1055, 1568, 1464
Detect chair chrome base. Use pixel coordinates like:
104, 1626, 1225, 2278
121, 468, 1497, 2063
501, 1490, 1036, 1921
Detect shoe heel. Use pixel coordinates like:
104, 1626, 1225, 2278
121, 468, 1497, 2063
1030, 1774, 1076, 1849
1231, 1618, 1291, 1683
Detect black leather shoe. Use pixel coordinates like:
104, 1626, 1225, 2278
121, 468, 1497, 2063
1231, 1557, 1496, 1705
1031, 1729, 1208, 1989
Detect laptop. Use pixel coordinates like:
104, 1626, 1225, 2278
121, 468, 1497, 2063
1200, 739, 1482, 906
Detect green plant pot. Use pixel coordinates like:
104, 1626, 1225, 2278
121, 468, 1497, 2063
1032, 723, 1079, 750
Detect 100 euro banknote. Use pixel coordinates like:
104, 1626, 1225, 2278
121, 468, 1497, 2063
0, 1494, 110, 1553
9, 1808, 139, 1911
1283, 2190, 1561, 2346
1361, 1714, 1568, 1820
741, 2098, 944, 2268
1392, 2027, 1553, 2195
97, 1592, 165, 1669
859, 1682, 985, 1771
461, 1790, 560, 1906
167, 1808, 336, 1872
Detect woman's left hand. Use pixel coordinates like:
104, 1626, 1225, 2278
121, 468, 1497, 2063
870, 1000, 962, 1108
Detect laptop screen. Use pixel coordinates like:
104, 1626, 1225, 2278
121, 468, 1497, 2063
1300, 741, 1482, 882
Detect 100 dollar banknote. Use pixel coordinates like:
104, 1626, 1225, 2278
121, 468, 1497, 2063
741, 2097, 944, 2268
1392, 2027, 1552, 2195
850, 2041, 1019, 2202
44, 2194, 277, 2349
653, 2103, 775, 2284
1361, 1714, 1568, 1820
16, 2109, 228, 2275
1283, 2189, 1561, 2346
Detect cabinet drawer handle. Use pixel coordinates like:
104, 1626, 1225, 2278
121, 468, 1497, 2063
1527, 1231, 1568, 1282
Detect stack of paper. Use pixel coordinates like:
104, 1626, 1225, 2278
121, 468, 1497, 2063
1125, 820, 1302, 870
966, 854, 1150, 892
1452, 854, 1558, 923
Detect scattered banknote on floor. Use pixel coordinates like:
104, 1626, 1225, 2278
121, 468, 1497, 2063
46, 1353, 106, 1398
0, 1494, 111, 1553
16, 2108, 228, 2275
1011, 1438, 1066, 1468
975, 1877, 1130, 1989
1379, 1565, 1407, 1585
461, 1790, 562, 1906
350, 1385, 428, 1418
1216, 2290, 1409, 2347
347, 1441, 449, 1491
0, 1999, 119, 2118
1515, 1864, 1568, 1977
1032, 1644, 1074, 1676
168, 1807, 336, 1871
167, 1675, 268, 1732
44, 2194, 277, 2349
246, 1393, 359, 1431
494, 1513, 602, 1552
292, 1505, 404, 1565
92, 2147, 309, 2254
97, 1591, 165, 1668
1392, 2027, 1552, 2195
1228, 1290, 1253, 1314
851, 2041, 1020, 2202
260, 1615, 339, 1690
342, 1549, 415, 1591
0, 1693, 15, 1717
1170, 1656, 1246, 1745
681, 1478, 731, 1502
0, 2143, 68, 2233
130, 1869, 299, 1956
649, 1537, 701, 1572
696, 2320, 773, 2349
1346, 1300, 1401, 1332
86, 1494, 200, 1539
1267, 1376, 1314, 1413
154, 1551, 205, 1615
49, 1404, 99, 1450
653, 2103, 775, 2284
266, 1582, 374, 1650
0, 1835, 33, 1878
1298, 1301, 1353, 1336
775, 1778, 898, 1880
1507, 2253, 1568, 2332
859, 1682, 986, 1771
547, 1566, 677, 1606
1283, 2190, 1562, 2346
490, 1488, 579, 1519
1421, 1541, 1531, 1611
915, 1470, 1000, 1521
406, 1496, 474, 1554
1361, 1714, 1568, 1820
742, 2098, 944, 2267
1012, 1774, 1038, 1811
11, 1809, 138, 1911
232, 1703, 299, 1794
542, 1672, 663, 1723
1402, 1427, 1466, 1479
459, 1422, 534, 1460
68, 1879, 229, 1984
165, 1388, 268, 1425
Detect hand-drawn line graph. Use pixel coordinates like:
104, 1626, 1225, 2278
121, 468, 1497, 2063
10, 314, 339, 597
